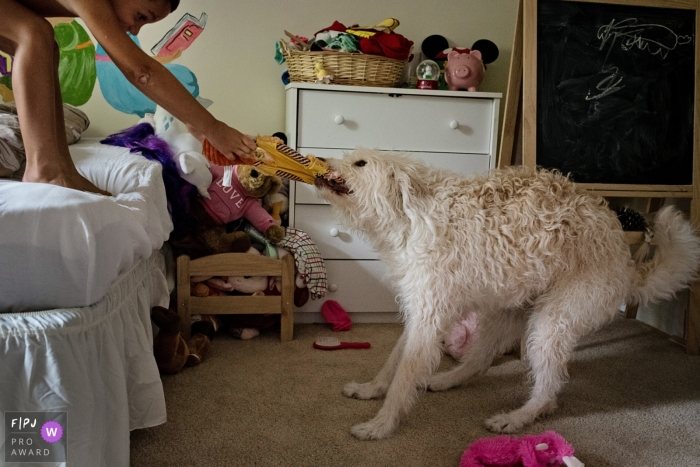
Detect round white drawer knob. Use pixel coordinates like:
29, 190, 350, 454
334, 115, 345, 125
449, 120, 459, 129
329, 284, 338, 292
330, 228, 339, 237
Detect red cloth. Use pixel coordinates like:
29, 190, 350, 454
314, 21, 347, 36
359, 32, 413, 60
321, 300, 352, 332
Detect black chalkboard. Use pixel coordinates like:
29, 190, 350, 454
537, 0, 695, 185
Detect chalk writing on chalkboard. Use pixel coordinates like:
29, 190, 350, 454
537, 0, 695, 185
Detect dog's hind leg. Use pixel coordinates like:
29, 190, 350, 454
484, 281, 619, 433
428, 308, 526, 392
349, 307, 445, 440
343, 328, 407, 400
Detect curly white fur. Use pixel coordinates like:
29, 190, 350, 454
315, 149, 700, 439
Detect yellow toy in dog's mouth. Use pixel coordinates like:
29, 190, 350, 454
203, 134, 345, 186
253, 136, 329, 184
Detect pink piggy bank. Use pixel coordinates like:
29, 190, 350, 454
445, 50, 484, 92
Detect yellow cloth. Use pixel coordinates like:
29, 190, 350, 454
253, 135, 328, 185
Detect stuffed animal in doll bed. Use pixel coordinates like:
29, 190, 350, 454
190, 246, 310, 305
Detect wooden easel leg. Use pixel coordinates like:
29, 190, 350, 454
497, 0, 523, 169
686, 280, 700, 355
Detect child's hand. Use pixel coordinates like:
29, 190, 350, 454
206, 121, 257, 165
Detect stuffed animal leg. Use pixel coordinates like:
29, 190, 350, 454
151, 306, 189, 374
151, 306, 211, 374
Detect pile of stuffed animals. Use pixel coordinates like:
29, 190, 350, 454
101, 105, 330, 374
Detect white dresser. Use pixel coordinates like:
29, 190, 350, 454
285, 83, 501, 322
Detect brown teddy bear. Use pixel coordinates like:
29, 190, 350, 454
151, 306, 211, 374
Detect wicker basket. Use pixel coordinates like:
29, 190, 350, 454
280, 40, 408, 88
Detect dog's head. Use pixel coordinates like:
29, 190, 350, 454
314, 149, 432, 235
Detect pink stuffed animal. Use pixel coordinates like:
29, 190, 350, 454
460, 431, 584, 467
200, 164, 286, 243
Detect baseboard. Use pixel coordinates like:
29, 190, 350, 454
294, 312, 400, 324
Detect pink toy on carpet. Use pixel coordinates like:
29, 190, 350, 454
460, 431, 584, 467
321, 300, 352, 331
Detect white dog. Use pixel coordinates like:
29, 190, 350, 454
314, 149, 700, 440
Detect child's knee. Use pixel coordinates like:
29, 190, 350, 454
18, 18, 55, 51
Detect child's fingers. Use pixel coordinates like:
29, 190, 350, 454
242, 135, 257, 152
226, 147, 256, 165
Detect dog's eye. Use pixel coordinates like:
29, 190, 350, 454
250, 169, 259, 178
354, 160, 367, 167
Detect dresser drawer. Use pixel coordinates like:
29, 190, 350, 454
295, 148, 492, 205
296, 260, 399, 313
297, 90, 494, 154
294, 205, 378, 260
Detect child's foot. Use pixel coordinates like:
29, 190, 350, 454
23, 168, 111, 196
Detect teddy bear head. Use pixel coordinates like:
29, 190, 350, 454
238, 165, 282, 198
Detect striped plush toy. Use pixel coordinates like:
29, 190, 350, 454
202, 135, 334, 185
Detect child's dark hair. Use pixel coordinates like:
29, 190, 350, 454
168, 0, 179, 12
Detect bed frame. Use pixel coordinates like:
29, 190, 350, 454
177, 253, 295, 341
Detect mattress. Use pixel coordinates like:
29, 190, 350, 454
0, 139, 173, 312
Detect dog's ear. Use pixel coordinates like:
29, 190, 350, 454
391, 165, 430, 212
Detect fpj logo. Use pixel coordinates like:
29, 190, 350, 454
4, 412, 67, 463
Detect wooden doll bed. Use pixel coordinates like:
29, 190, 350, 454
177, 252, 295, 341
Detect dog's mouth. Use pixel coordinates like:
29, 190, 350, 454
315, 171, 352, 195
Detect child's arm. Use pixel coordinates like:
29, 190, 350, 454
71, 0, 256, 163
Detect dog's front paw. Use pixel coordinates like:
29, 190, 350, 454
484, 412, 528, 433
343, 381, 386, 400
350, 417, 396, 440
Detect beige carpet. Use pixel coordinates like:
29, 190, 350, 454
131, 313, 700, 467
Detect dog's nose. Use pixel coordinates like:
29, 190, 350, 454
250, 169, 259, 178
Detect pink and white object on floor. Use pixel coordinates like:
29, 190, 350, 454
460, 430, 583, 467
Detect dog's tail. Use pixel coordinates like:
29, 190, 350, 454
627, 205, 700, 306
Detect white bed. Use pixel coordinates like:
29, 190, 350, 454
0, 139, 174, 466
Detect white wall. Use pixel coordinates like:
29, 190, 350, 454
78, 0, 689, 338
81, 0, 518, 137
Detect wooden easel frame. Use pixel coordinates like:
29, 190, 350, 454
499, 0, 700, 355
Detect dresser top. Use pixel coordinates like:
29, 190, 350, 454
285, 83, 502, 99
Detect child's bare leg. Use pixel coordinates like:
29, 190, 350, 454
0, 0, 108, 195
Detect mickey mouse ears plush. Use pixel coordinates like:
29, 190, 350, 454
421, 34, 499, 65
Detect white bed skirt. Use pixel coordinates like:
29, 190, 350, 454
0, 250, 169, 467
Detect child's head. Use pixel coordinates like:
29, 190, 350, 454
111, 0, 180, 36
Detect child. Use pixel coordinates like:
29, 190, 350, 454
0, 0, 257, 195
